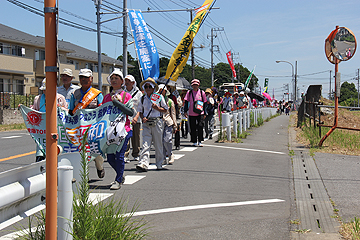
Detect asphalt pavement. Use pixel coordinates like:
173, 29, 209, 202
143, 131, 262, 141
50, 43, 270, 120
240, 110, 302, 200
1, 111, 358, 239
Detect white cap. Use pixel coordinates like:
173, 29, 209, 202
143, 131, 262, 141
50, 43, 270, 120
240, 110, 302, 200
39, 78, 46, 90
61, 68, 74, 77
158, 84, 170, 96
79, 68, 93, 77
240, 91, 245, 95
107, 68, 124, 85
124, 74, 136, 82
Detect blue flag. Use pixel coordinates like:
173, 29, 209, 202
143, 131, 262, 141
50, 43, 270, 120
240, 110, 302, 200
128, 10, 159, 80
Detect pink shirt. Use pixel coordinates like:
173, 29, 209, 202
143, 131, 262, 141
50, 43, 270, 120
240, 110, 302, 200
184, 89, 207, 116
103, 91, 132, 132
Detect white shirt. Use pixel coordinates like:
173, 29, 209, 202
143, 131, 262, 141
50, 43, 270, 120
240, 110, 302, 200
137, 94, 168, 118
57, 84, 80, 105
125, 85, 143, 123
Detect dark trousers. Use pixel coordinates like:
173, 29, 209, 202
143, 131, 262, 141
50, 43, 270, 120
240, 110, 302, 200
174, 126, 180, 147
107, 130, 132, 183
181, 120, 189, 137
189, 115, 204, 143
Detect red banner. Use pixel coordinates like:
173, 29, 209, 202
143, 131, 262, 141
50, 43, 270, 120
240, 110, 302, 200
226, 51, 236, 78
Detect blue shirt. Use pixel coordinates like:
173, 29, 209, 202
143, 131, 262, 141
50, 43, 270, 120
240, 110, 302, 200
69, 87, 104, 111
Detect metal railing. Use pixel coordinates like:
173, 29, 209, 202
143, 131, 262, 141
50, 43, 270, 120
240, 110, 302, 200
220, 107, 278, 141
0, 92, 36, 109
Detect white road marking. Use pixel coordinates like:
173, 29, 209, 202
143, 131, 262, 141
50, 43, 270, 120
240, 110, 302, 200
202, 143, 286, 155
2, 136, 22, 139
173, 154, 184, 160
179, 147, 197, 152
126, 198, 285, 217
88, 193, 113, 204
124, 175, 146, 185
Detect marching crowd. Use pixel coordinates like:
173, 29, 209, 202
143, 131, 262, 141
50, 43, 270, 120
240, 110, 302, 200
31, 67, 258, 190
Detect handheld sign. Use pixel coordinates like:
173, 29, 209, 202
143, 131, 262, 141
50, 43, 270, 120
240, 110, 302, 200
150, 93, 162, 105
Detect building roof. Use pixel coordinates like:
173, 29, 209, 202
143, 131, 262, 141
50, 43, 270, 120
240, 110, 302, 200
0, 23, 125, 66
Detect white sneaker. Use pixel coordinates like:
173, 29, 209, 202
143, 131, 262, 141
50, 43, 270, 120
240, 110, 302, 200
110, 181, 121, 190
133, 157, 139, 162
198, 142, 203, 147
169, 154, 175, 164
124, 157, 130, 163
192, 142, 198, 147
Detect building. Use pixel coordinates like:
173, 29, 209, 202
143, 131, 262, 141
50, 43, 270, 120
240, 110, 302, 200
0, 23, 129, 95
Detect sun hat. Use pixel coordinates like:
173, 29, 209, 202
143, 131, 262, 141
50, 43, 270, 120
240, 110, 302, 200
140, 77, 159, 92
124, 74, 136, 82
239, 91, 245, 95
233, 92, 239, 95
107, 68, 124, 85
39, 78, 46, 90
79, 68, 93, 77
191, 79, 200, 85
205, 88, 212, 94
60, 68, 74, 77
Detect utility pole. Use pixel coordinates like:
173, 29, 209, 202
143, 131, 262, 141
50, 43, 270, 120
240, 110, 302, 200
209, 27, 223, 86
122, 0, 128, 76
329, 70, 332, 99
294, 60, 297, 104
96, 0, 102, 91
357, 68, 360, 107
231, 52, 239, 83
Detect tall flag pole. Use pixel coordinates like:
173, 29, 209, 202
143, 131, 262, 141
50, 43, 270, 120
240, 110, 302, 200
244, 65, 256, 89
165, 0, 214, 83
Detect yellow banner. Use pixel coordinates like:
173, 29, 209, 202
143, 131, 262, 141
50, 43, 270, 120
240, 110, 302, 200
165, 0, 213, 82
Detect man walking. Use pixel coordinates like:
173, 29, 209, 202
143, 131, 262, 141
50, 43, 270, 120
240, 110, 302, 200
136, 78, 168, 171
68, 68, 105, 178
123, 74, 143, 163
57, 68, 80, 105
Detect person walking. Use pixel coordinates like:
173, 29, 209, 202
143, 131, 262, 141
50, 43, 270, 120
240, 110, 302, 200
57, 68, 80, 105
123, 74, 143, 163
158, 84, 177, 164
204, 88, 215, 139
180, 92, 189, 139
168, 86, 182, 150
68, 68, 105, 179
102, 69, 134, 190
32, 78, 67, 162
184, 79, 207, 147
136, 78, 168, 172
222, 90, 233, 112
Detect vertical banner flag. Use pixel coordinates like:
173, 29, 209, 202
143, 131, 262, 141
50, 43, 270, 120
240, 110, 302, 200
226, 51, 236, 78
165, 0, 214, 82
244, 65, 256, 89
128, 10, 160, 80
263, 78, 269, 93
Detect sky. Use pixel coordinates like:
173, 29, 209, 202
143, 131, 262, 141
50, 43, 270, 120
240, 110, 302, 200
1, 0, 360, 100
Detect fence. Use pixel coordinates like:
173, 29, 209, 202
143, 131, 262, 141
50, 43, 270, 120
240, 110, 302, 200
220, 107, 278, 141
0, 92, 35, 109
298, 99, 360, 138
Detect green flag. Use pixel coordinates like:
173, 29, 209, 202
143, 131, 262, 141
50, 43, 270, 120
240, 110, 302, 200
244, 65, 256, 89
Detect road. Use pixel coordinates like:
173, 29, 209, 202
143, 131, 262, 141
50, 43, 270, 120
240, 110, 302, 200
0, 114, 293, 239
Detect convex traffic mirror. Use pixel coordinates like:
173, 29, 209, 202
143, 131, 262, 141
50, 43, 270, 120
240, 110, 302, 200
325, 26, 357, 63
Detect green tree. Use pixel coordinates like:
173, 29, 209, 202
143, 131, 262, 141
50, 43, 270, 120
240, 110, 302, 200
339, 81, 357, 105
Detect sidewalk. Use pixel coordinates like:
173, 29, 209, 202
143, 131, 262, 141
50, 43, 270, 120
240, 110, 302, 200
288, 112, 360, 239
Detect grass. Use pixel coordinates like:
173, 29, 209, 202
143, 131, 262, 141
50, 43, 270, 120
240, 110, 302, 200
300, 123, 360, 154
289, 150, 295, 156
340, 217, 360, 240
0, 123, 26, 132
